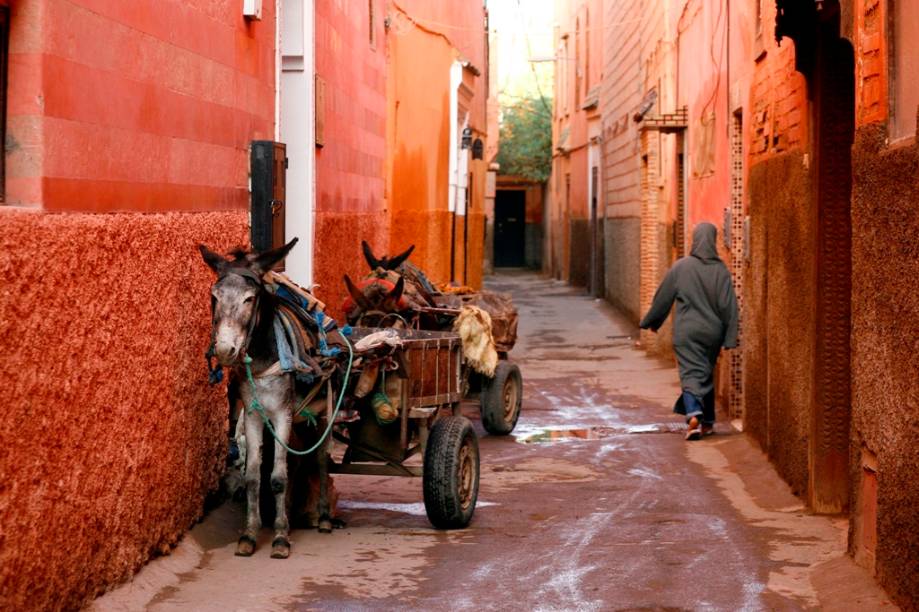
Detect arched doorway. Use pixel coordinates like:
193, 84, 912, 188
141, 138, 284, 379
776, 0, 855, 513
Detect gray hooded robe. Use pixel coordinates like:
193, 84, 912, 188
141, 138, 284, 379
639, 223, 738, 400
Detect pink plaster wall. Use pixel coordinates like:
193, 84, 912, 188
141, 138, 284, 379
0, 209, 247, 611
5, 0, 276, 211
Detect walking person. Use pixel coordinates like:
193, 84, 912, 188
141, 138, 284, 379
639, 222, 738, 440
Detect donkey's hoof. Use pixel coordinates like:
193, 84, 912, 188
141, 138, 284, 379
270, 537, 290, 559
318, 517, 333, 533
235, 535, 256, 557
331, 517, 347, 529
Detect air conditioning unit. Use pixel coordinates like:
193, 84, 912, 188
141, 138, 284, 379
243, 0, 262, 20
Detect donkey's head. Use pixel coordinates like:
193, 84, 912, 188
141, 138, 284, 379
361, 240, 415, 272
199, 238, 298, 365
342, 274, 408, 326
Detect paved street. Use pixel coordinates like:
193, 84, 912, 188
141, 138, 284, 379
93, 272, 894, 611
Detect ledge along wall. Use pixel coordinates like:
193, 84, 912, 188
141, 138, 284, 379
0, 0, 276, 609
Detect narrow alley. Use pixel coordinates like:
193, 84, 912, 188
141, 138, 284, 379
93, 273, 893, 611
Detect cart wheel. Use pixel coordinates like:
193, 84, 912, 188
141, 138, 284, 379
480, 361, 522, 435
423, 416, 479, 529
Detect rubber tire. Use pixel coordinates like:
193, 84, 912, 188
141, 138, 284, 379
423, 416, 479, 529
480, 361, 523, 435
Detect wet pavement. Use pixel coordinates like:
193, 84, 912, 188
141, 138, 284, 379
92, 272, 896, 611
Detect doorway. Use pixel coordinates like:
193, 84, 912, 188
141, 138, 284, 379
494, 190, 526, 268
809, 16, 854, 513
589, 166, 603, 296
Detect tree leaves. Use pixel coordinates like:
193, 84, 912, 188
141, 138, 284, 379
497, 96, 552, 182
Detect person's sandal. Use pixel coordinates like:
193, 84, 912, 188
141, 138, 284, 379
702, 424, 715, 437
685, 416, 702, 441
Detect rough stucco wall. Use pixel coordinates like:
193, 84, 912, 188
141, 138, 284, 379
850, 124, 919, 607
743, 166, 769, 448
0, 209, 247, 611
747, 151, 814, 497
312, 211, 389, 321
390, 210, 454, 286
603, 217, 640, 321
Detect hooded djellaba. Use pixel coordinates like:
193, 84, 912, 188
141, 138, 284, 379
639, 222, 738, 440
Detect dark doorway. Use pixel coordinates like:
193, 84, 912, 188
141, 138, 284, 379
589, 166, 604, 296
494, 190, 526, 267
809, 16, 854, 514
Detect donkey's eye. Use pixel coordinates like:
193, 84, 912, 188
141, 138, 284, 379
244, 296, 255, 304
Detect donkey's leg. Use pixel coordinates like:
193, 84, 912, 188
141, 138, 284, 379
269, 410, 292, 559
236, 413, 262, 557
317, 433, 333, 534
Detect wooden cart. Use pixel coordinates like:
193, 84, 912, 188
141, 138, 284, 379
330, 327, 479, 529
413, 302, 523, 436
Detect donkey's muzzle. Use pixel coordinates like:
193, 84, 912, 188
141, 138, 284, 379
214, 341, 240, 366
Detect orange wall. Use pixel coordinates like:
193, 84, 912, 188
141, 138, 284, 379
5, 0, 276, 212
391, 0, 488, 132
314, 0, 389, 316
385, 11, 454, 283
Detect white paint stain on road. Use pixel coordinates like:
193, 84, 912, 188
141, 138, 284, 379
338, 500, 498, 516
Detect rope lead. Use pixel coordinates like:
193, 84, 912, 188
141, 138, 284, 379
242, 336, 354, 456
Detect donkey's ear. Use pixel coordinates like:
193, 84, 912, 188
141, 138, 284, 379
344, 274, 371, 310
384, 276, 405, 309
251, 237, 299, 275
386, 245, 415, 270
361, 240, 383, 270
199, 244, 227, 274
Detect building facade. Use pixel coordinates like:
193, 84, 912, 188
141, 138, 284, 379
550, 0, 918, 606
385, 0, 491, 291
549, 0, 603, 290
0, 1, 266, 609
0, 1, 491, 609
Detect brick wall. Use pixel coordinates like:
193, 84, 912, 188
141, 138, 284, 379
600, 0, 641, 318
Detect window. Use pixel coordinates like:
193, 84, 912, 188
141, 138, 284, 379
585, 8, 590, 91
368, 0, 375, 47
575, 19, 581, 108
561, 36, 569, 114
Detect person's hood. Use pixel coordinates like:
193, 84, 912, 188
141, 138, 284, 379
690, 222, 721, 263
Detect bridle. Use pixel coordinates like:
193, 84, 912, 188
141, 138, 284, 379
354, 309, 413, 329
205, 267, 267, 382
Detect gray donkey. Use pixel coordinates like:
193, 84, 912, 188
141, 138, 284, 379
200, 238, 337, 559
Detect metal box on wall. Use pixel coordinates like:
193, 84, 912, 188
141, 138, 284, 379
250, 141, 288, 263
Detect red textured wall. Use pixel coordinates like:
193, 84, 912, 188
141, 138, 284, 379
5, 0, 276, 211
313, 0, 389, 318
0, 209, 248, 611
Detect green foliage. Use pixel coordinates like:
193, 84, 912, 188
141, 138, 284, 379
497, 96, 552, 182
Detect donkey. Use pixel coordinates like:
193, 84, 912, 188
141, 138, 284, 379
200, 238, 336, 559
342, 241, 441, 328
